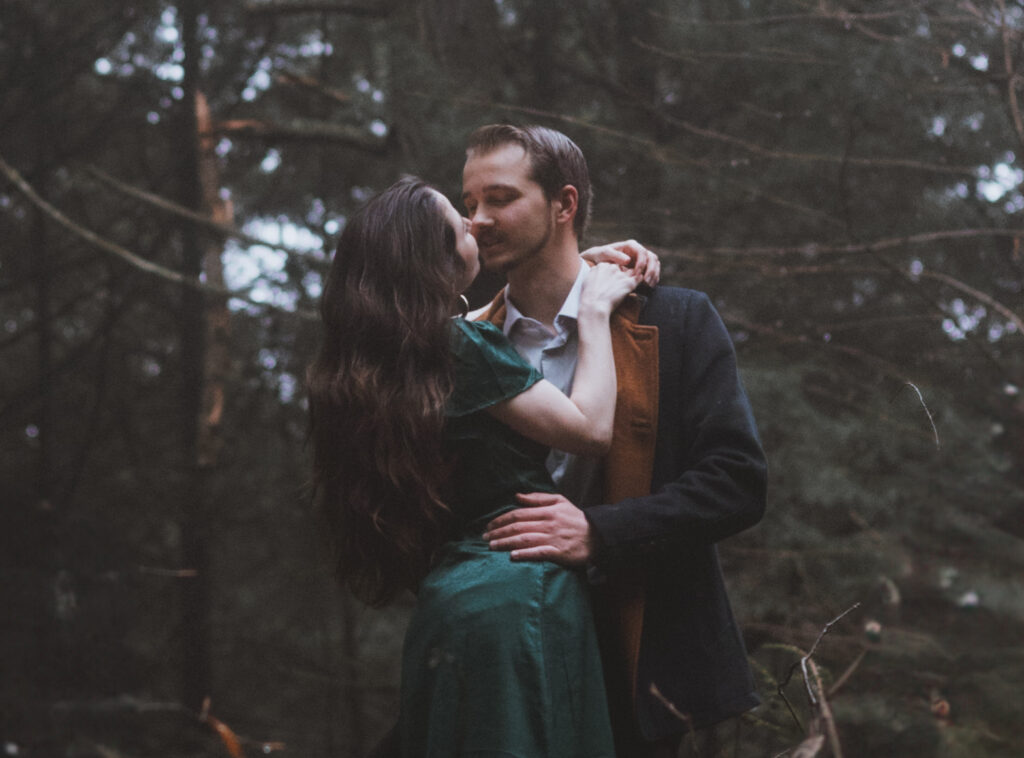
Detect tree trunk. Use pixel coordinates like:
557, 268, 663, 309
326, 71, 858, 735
177, 0, 211, 712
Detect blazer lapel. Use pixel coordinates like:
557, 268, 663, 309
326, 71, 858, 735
605, 294, 659, 502
601, 293, 658, 709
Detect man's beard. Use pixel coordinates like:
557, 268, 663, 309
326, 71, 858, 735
479, 219, 552, 273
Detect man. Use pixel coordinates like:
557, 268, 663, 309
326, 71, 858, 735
464, 124, 767, 757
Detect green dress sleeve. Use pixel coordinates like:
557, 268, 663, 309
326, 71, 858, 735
447, 318, 543, 418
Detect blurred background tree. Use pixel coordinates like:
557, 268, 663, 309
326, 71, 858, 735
1, 1, 1021, 756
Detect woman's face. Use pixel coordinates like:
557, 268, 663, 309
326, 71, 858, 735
433, 190, 480, 292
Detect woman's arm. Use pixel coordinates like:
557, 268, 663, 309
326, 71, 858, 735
487, 263, 638, 456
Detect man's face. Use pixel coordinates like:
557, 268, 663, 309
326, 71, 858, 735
461, 143, 557, 274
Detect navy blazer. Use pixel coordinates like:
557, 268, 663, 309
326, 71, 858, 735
585, 285, 767, 740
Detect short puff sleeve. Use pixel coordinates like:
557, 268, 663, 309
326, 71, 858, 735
447, 318, 542, 417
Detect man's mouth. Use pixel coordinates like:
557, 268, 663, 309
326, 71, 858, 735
475, 232, 502, 249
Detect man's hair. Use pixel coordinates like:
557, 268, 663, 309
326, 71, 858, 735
466, 124, 592, 240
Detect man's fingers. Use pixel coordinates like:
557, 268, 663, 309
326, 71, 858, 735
515, 491, 562, 507
484, 520, 549, 542
486, 504, 554, 533
488, 532, 550, 552
510, 545, 562, 562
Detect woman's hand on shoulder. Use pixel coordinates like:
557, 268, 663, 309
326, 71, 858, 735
579, 262, 642, 320
580, 239, 660, 288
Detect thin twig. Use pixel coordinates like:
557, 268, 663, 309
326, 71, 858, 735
893, 382, 941, 450
649, 683, 700, 756
805, 659, 843, 758
777, 603, 860, 725
803, 604, 861, 687
828, 648, 868, 698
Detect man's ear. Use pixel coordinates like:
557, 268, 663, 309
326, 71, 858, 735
554, 185, 579, 226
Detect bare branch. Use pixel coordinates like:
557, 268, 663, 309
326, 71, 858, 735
414, 88, 976, 177
920, 269, 1024, 336
245, 1, 388, 18
997, 0, 1024, 148
805, 658, 844, 758
699, 228, 1022, 258
137, 566, 200, 578
0, 152, 316, 320
79, 164, 319, 260
650, 8, 919, 28
632, 37, 837, 66
721, 311, 916, 379
276, 71, 351, 104
654, 108, 978, 175
211, 118, 387, 151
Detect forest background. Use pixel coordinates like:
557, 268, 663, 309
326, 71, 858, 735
2, 1, 1023, 757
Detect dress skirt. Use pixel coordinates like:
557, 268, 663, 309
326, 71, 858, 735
399, 537, 616, 758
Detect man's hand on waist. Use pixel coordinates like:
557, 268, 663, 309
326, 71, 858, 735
483, 492, 594, 566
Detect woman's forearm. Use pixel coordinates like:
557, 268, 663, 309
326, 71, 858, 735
568, 305, 617, 450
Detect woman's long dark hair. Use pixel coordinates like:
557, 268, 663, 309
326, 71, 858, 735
307, 177, 463, 606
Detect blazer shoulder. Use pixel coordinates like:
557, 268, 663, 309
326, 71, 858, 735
641, 285, 718, 324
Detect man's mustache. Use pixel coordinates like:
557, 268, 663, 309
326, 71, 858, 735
474, 231, 503, 246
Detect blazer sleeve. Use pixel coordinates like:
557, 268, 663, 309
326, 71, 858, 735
585, 290, 767, 569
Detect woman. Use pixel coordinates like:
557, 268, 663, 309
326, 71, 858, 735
307, 177, 641, 757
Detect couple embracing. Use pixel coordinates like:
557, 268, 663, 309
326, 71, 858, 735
307, 125, 767, 757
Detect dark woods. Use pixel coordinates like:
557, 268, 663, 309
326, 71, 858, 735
1, 1, 1022, 757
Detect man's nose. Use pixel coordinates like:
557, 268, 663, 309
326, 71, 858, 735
469, 208, 493, 232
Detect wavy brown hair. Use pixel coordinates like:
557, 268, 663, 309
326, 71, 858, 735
307, 177, 463, 606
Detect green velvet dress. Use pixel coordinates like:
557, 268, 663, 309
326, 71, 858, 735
398, 318, 615, 758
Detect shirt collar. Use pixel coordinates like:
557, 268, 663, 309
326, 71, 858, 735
503, 262, 588, 338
